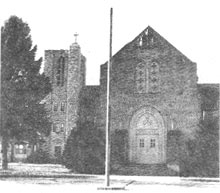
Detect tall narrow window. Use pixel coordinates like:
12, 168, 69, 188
135, 62, 149, 93
60, 124, 64, 132
136, 63, 147, 93
53, 103, 58, 111
150, 139, 156, 148
57, 56, 65, 86
61, 102, 65, 112
54, 146, 62, 158
149, 61, 160, 93
139, 139, 145, 148
56, 64, 61, 86
52, 123, 58, 133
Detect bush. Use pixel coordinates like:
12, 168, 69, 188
180, 117, 219, 177
62, 121, 105, 174
111, 129, 129, 168
25, 149, 53, 164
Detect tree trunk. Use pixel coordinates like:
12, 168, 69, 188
10, 137, 15, 162
2, 133, 8, 170
31, 143, 35, 154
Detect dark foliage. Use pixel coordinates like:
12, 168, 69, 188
62, 121, 105, 174
180, 117, 219, 177
198, 84, 219, 111
111, 129, 129, 169
25, 149, 53, 164
167, 130, 182, 164
1, 16, 52, 147
179, 85, 219, 177
62, 86, 104, 174
1, 16, 52, 169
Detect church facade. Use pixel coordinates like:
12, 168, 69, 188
97, 26, 200, 165
42, 26, 218, 171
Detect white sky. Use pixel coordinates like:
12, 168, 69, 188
1, 0, 220, 85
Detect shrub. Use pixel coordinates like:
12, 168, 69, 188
62, 121, 105, 174
25, 149, 53, 164
111, 129, 129, 168
180, 117, 219, 177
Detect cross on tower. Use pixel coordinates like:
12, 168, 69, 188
74, 33, 79, 43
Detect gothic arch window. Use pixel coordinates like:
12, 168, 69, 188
138, 29, 155, 49
52, 123, 58, 132
53, 102, 58, 111
149, 61, 160, 93
56, 56, 65, 86
61, 102, 65, 112
135, 60, 160, 94
135, 62, 148, 93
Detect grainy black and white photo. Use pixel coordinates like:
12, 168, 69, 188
0, 0, 219, 192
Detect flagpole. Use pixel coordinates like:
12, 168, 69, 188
105, 7, 113, 187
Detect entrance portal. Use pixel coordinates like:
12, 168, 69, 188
129, 107, 166, 164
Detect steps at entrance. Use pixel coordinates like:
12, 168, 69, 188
112, 164, 179, 176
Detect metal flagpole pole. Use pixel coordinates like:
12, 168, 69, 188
105, 7, 113, 187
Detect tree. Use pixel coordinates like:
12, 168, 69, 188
179, 117, 219, 177
62, 87, 105, 174
179, 85, 219, 177
63, 121, 105, 174
1, 16, 51, 169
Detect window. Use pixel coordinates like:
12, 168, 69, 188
135, 60, 160, 94
56, 56, 65, 86
149, 61, 160, 93
53, 124, 58, 133
15, 144, 26, 154
60, 124, 64, 132
61, 102, 65, 112
53, 103, 58, 111
135, 63, 149, 93
150, 139, 156, 148
53, 123, 64, 133
139, 139, 145, 148
54, 146, 62, 158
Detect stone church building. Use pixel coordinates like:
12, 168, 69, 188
42, 26, 218, 172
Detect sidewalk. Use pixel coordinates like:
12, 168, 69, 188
0, 162, 97, 178
0, 163, 219, 188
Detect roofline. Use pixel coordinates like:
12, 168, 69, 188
100, 25, 195, 67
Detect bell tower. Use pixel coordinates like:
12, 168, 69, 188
66, 35, 86, 137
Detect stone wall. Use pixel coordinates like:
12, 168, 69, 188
43, 44, 86, 158
98, 26, 200, 167
44, 50, 68, 157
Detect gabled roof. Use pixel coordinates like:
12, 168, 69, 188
40, 93, 51, 104
101, 26, 194, 67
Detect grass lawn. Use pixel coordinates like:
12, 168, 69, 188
0, 162, 77, 177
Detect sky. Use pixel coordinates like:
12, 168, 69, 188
1, 0, 220, 85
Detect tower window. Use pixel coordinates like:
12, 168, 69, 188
61, 102, 65, 112
57, 56, 65, 86
139, 139, 145, 148
52, 123, 58, 132
53, 103, 58, 111
150, 139, 156, 148
60, 124, 64, 132
53, 123, 64, 133
54, 146, 62, 158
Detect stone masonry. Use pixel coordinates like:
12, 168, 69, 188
98, 26, 200, 166
42, 26, 218, 173
43, 42, 85, 158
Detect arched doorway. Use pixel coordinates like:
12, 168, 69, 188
129, 107, 166, 164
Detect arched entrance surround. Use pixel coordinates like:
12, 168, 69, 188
129, 106, 166, 164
